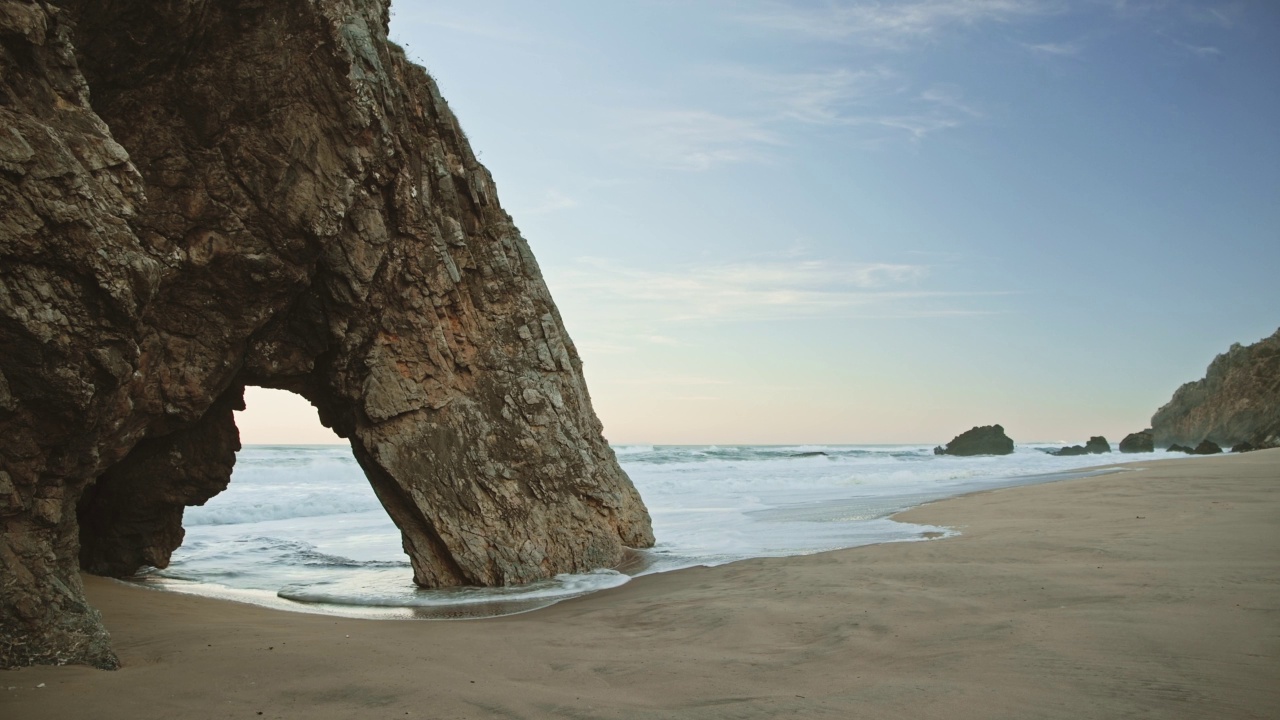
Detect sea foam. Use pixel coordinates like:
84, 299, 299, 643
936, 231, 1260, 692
150, 443, 1182, 616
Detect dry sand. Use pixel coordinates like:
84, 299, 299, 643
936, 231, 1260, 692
4, 449, 1278, 719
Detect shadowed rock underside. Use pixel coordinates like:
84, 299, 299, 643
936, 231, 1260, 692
0, 0, 652, 668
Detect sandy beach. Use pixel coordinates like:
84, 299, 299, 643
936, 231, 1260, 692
4, 449, 1277, 719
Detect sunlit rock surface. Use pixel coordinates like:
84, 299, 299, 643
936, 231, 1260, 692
0, 0, 652, 669
1152, 328, 1280, 449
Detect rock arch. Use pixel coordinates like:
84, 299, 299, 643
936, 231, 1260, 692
0, 0, 652, 668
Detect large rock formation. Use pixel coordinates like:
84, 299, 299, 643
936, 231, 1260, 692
0, 0, 653, 669
1151, 328, 1280, 449
934, 425, 1015, 456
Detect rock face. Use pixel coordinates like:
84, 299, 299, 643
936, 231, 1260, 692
1151, 328, 1280, 448
1119, 430, 1154, 453
935, 425, 1014, 456
0, 0, 653, 669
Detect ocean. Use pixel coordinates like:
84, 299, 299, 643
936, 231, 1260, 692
139, 443, 1185, 617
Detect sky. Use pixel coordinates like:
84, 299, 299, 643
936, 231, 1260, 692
238, 0, 1280, 445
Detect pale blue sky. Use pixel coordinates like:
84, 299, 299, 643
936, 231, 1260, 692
240, 1, 1280, 444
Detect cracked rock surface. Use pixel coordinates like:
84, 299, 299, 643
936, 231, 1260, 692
0, 0, 652, 668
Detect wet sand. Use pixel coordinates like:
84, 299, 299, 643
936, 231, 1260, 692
4, 449, 1278, 719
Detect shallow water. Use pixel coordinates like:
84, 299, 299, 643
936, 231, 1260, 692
140, 443, 1180, 616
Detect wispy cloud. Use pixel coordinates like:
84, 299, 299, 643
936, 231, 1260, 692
526, 189, 579, 214
1169, 37, 1223, 57
619, 109, 783, 171
575, 340, 635, 355
550, 257, 1006, 322
623, 68, 984, 169
392, 7, 537, 45
715, 66, 902, 125
611, 375, 733, 386
1182, 3, 1238, 29
738, 0, 1056, 47
1021, 40, 1082, 55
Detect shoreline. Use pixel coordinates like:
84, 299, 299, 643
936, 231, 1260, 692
4, 449, 1278, 719
132, 455, 1141, 621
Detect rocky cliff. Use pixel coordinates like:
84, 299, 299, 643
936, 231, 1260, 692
1151, 328, 1280, 448
0, 0, 653, 669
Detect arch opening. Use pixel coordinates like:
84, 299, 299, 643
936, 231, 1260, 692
79, 386, 414, 608
173, 387, 410, 607
76, 386, 641, 616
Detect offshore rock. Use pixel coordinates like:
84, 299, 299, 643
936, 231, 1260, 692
1085, 436, 1111, 454
935, 425, 1015, 456
1049, 435, 1111, 457
1119, 430, 1155, 453
1167, 444, 1194, 454
0, 0, 652, 669
1191, 440, 1223, 456
1151, 328, 1280, 448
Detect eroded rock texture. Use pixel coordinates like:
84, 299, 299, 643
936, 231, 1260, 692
0, 0, 653, 669
1151, 328, 1280, 449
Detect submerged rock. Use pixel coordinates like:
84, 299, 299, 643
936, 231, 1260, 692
1119, 430, 1155, 453
1051, 445, 1089, 457
1151, 328, 1280, 448
0, 0, 652, 669
936, 425, 1015, 456
1167, 444, 1194, 454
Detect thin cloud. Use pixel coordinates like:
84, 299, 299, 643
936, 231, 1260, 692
1021, 40, 1082, 55
1171, 38, 1223, 57
619, 109, 783, 171
526, 189, 579, 214
611, 375, 734, 386
737, 0, 1056, 46
392, 7, 537, 45
713, 66, 902, 125
575, 340, 635, 355
550, 257, 1007, 322
682, 67, 983, 152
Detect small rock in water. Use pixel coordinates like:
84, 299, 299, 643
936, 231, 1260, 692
1049, 436, 1109, 456
1119, 430, 1155, 453
1191, 440, 1222, 455
936, 425, 1015, 456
